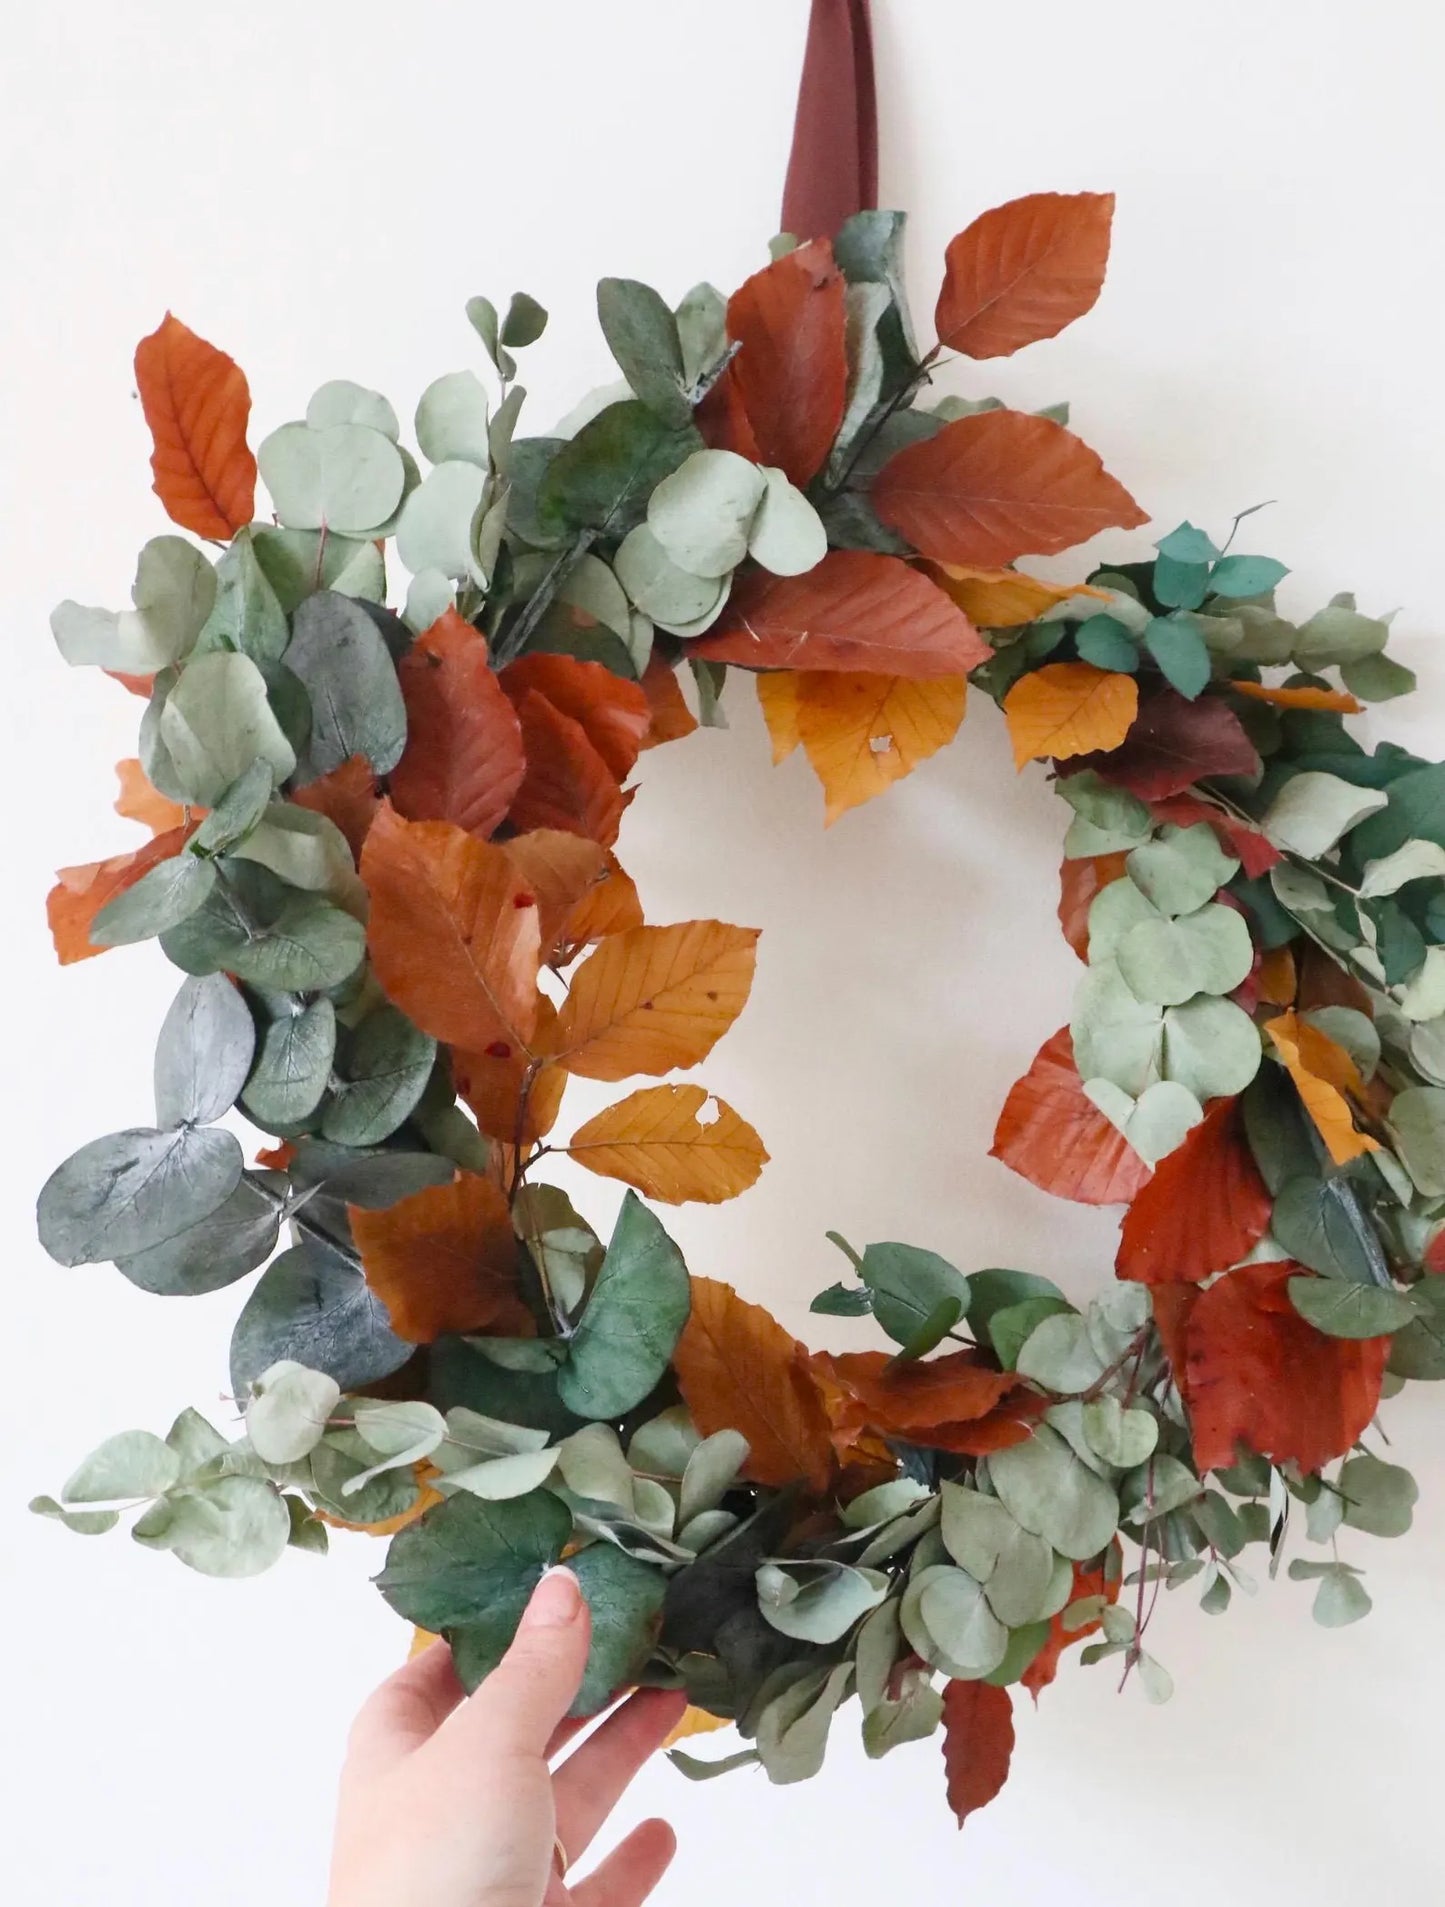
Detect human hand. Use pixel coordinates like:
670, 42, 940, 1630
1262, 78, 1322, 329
327, 1567, 685, 1907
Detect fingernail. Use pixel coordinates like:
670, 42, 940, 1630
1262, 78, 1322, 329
526, 1566, 582, 1628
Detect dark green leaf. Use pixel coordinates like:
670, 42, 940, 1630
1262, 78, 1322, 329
1271, 1174, 1391, 1286
114, 1173, 283, 1295
501, 293, 548, 349
229, 1236, 411, 1394
320, 1008, 436, 1147
557, 1192, 691, 1419
160, 863, 366, 992
989, 1295, 1075, 1370
537, 402, 701, 540
810, 1281, 873, 1317
1287, 1276, 1416, 1339
596, 279, 692, 427
242, 997, 337, 1129
567, 1541, 670, 1716
91, 851, 216, 946
192, 759, 276, 857
1074, 614, 1138, 673
286, 590, 408, 779
1389, 1275, 1445, 1379
38, 1125, 243, 1267
965, 1268, 1069, 1334
858, 1242, 971, 1349
286, 1140, 455, 1208
1152, 556, 1211, 612
1144, 616, 1211, 699
378, 1489, 570, 1642
1208, 554, 1288, 599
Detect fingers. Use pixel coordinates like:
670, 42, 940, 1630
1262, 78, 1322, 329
449, 1567, 591, 1758
571, 1818, 677, 1907
343, 1634, 467, 1776
554, 1688, 687, 1860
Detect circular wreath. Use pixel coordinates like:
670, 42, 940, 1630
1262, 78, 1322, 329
34, 188, 1445, 1826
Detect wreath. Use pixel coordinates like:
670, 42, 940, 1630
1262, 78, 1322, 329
32, 179, 1445, 1829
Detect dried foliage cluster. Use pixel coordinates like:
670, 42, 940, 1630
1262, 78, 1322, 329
34, 192, 1445, 1824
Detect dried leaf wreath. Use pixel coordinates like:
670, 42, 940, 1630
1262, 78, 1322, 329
34, 191, 1445, 1825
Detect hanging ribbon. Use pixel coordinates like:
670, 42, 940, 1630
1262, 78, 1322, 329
781, 0, 878, 242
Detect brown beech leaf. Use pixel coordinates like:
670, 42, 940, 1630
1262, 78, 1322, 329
940, 1680, 1015, 1829
508, 691, 627, 846
722, 240, 848, 486
674, 1277, 835, 1493
639, 654, 699, 750
694, 364, 762, 462
793, 671, 969, 823
1178, 1261, 1390, 1473
1021, 1555, 1120, 1699
501, 653, 650, 782
291, 754, 384, 862
560, 851, 644, 957
1115, 1098, 1273, 1285
350, 1172, 531, 1343
991, 1026, 1153, 1206
1003, 661, 1138, 768
816, 1351, 1030, 1461
690, 551, 991, 679
1265, 1010, 1382, 1166
871, 410, 1147, 567
47, 825, 193, 965
133, 313, 257, 537
932, 563, 1108, 629
546, 920, 759, 1082
1297, 941, 1376, 1017
390, 611, 525, 838
1256, 945, 1298, 1009
453, 996, 566, 1146
936, 191, 1115, 359
361, 803, 541, 1054
1072, 688, 1261, 801
114, 758, 189, 835
502, 831, 608, 961
565, 1084, 769, 1204
1058, 851, 1130, 960
1148, 791, 1280, 878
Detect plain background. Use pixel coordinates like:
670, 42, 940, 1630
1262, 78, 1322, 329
5, 2, 1445, 1900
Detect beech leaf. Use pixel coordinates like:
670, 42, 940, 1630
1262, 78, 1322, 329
940, 1680, 1015, 1829
390, 611, 525, 838
1003, 662, 1139, 768
566, 1084, 768, 1204
722, 241, 848, 487
134, 313, 257, 538
990, 1026, 1153, 1206
1115, 1098, 1272, 1284
936, 192, 1114, 359
350, 1171, 531, 1344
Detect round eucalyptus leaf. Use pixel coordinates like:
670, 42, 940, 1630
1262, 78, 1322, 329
1160, 993, 1262, 1099
1071, 960, 1167, 1095
154, 972, 256, 1126
1084, 1077, 1203, 1166
243, 997, 337, 1128
1338, 1453, 1418, 1538
113, 1174, 283, 1296
90, 850, 216, 947
404, 567, 456, 633
1115, 904, 1254, 1006
286, 589, 408, 779
678, 1429, 750, 1525
306, 380, 400, 440
614, 524, 726, 626
440, 1449, 561, 1502
538, 401, 701, 541
161, 868, 366, 993
62, 1430, 180, 1505
1388, 1087, 1445, 1196
52, 536, 217, 672
257, 420, 406, 535
902, 1564, 1009, 1679
557, 552, 634, 642
989, 1425, 1121, 1562
1263, 772, 1389, 858
245, 1360, 343, 1464
395, 461, 489, 579
231, 805, 365, 911
1015, 1312, 1108, 1392
252, 525, 386, 614
229, 1236, 412, 1396
159, 651, 297, 805
38, 1124, 243, 1267
1081, 1395, 1159, 1469
1085, 878, 1160, 965
196, 528, 289, 666
415, 370, 491, 467
29, 1495, 120, 1536
647, 449, 765, 579
154, 1475, 292, 1578
557, 1422, 634, 1510
192, 758, 276, 857
557, 1193, 691, 1419
747, 466, 827, 576
287, 1140, 455, 1208
756, 1561, 889, 1644
320, 1008, 436, 1147
1286, 1276, 1417, 1339
1126, 824, 1238, 917
624, 1406, 700, 1479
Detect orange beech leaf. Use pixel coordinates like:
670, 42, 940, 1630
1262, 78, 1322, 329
1115, 1098, 1273, 1285
1147, 791, 1280, 878
691, 551, 991, 679
362, 803, 541, 1055
936, 191, 1115, 360
932, 562, 1107, 629
254, 1140, 297, 1171
940, 1680, 1015, 1829
816, 1350, 1030, 1461
1230, 679, 1363, 715
871, 410, 1147, 567
639, 654, 699, 750
1022, 1555, 1120, 1699
755, 669, 803, 763
722, 240, 848, 487
107, 668, 156, 698
1264, 1010, 1381, 1165
318, 1471, 444, 1537
133, 313, 256, 537
47, 825, 193, 965
990, 1026, 1153, 1206
1178, 1260, 1389, 1474
390, 611, 525, 838
1256, 945, 1298, 1008
565, 1083, 769, 1204
560, 851, 644, 956
350, 1171, 532, 1343
1074, 689, 1260, 802
546, 920, 759, 1082
664, 1707, 730, 1748
292, 754, 384, 862
114, 758, 189, 835
453, 997, 566, 1146
508, 690, 628, 846
794, 671, 969, 824
502, 831, 608, 961
1058, 851, 1130, 960
501, 653, 650, 782
674, 1277, 835, 1494
1003, 662, 1138, 769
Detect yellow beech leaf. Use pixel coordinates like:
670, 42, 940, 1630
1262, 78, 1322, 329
665, 1707, 731, 1748
318, 1471, 445, 1537
408, 1626, 440, 1659
755, 671, 803, 763
1002, 661, 1138, 769
565, 1084, 769, 1204
1265, 1010, 1380, 1165
795, 671, 967, 824
546, 921, 759, 1082
933, 564, 1106, 629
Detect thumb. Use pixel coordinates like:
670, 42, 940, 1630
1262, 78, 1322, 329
459, 1566, 591, 1756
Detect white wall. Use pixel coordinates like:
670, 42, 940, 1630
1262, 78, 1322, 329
5, 2, 1445, 1901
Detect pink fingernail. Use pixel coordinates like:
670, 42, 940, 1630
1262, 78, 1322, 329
527, 1566, 582, 1627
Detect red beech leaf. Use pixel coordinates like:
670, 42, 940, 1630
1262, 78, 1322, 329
508, 691, 628, 846
936, 191, 1115, 359
1178, 1261, 1389, 1473
1149, 792, 1280, 877
391, 611, 525, 838
1058, 851, 1130, 959
940, 1680, 1015, 1829
690, 550, 991, 679
723, 240, 848, 486
639, 655, 699, 750
816, 1349, 1021, 1441
47, 825, 194, 965
871, 409, 1146, 566
990, 1026, 1152, 1206
501, 652, 650, 782
291, 754, 384, 862
694, 364, 761, 462
133, 313, 256, 537
1115, 1098, 1273, 1285
1072, 688, 1261, 801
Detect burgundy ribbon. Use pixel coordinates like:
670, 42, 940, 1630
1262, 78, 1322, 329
781, 0, 878, 242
